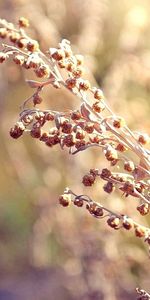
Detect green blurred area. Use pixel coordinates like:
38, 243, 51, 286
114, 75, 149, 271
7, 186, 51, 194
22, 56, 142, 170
0, 0, 150, 299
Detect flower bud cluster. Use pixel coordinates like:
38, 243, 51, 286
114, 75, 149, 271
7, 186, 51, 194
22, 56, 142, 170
1, 17, 150, 247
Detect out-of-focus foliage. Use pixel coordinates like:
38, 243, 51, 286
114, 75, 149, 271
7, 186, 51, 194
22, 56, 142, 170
0, 0, 150, 299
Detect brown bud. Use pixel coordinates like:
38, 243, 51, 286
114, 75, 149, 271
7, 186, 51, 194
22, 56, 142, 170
66, 78, 77, 89
137, 203, 149, 216
82, 174, 95, 186
103, 181, 115, 193
122, 217, 133, 230
18, 17, 29, 28
75, 54, 84, 65
113, 117, 126, 128
30, 126, 41, 138
35, 65, 50, 78
124, 161, 134, 172
71, 110, 81, 120
10, 122, 25, 139
27, 40, 39, 52
73, 66, 84, 78
101, 168, 111, 178
0, 28, 8, 38
17, 38, 27, 48
116, 143, 126, 152
107, 215, 120, 229
51, 49, 65, 61
84, 123, 94, 134
33, 94, 43, 106
138, 133, 150, 145
79, 80, 90, 91
59, 194, 71, 207
13, 55, 25, 65
92, 101, 105, 113
93, 89, 104, 100
134, 225, 146, 238
74, 198, 84, 207
0, 52, 8, 63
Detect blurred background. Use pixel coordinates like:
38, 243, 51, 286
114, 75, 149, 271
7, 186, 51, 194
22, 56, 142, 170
0, 0, 150, 299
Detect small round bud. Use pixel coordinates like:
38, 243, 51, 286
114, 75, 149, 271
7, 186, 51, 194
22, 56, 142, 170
33, 94, 43, 106
17, 38, 27, 48
59, 194, 71, 207
103, 181, 115, 194
122, 217, 133, 230
9, 32, 20, 43
71, 110, 81, 120
10, 122, 25, 139
101, 168, 111, 179
51, 49, 65, 61
0, 52, 8, 63
138, 133, 150, 145
30, 126, 41, 138
66, 78, 77, 89
116, 143, 127, 152
18, 17, 29, 28
82, 173, 95, 186
74, 198, 84, 207
27, 40, 39, 52
137, 203, 149, 216
0, 28, 8, 39
75, 54, 84, 65
92, 101, 105, 113
134, 225, 146, 238
113, 117, 126, 128
13, 55, 25, 65
84, 123, 94, 134
93, 89, 104, 100
107, 215, 120, 229
35, 65, 50, 78
124, 161, 134, 172
73, 66, 84, 78
79, 79, 90, 91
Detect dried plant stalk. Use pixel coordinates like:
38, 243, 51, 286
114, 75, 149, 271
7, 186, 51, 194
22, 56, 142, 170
0, 17, 150, 298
